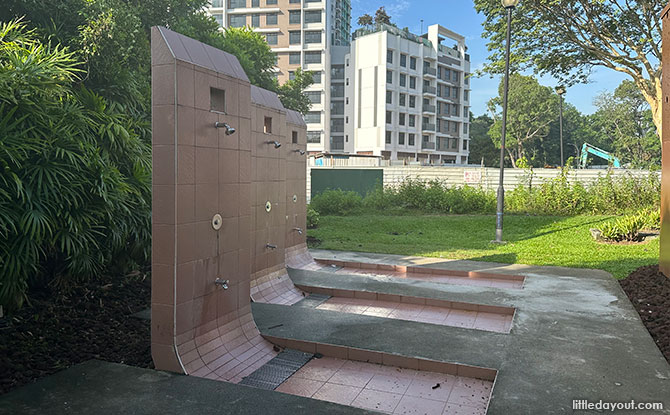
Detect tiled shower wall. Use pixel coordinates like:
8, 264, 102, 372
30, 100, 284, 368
151, 26, 307, 372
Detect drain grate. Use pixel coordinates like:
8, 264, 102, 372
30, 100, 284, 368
239, 349, 313, 390
293, 293, 331, 308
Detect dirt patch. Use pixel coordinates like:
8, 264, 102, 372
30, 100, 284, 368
619, 265, 670, 364
306, 235, 322, 248
0, 272, 152, 395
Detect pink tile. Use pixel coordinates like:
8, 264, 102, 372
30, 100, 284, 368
293, 365, 337, 382
366, 374, 413, 394
352, 388, 403, 413
394, 395, 446, 415
447, 380, 492, 410
312, 383, 362, 406
443, 403, 486, 415
276, 377, 324, 398
328, 369, 375, 388
405, 375, 456, 402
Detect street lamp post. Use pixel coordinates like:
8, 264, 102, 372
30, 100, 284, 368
556, 85, 566, 167
495, 0, 520, 244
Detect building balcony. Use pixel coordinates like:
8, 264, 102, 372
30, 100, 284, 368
422, 122, 436, 131
422, 85, 436, 95
421, 141, 436, 150
422, 104, 436, 113
423, 67, 437, 77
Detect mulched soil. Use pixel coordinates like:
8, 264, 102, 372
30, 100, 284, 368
619, 265, 670, 364
0, 272, 153, 395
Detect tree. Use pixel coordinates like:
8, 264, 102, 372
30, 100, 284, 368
468, 114, 499, 167
473, 0, 665, 141
277, 69, 314, 115
374, 7, 391, 26
357, 14, 373, 28
590, 80, 661, 168
220, 27, 278, 92
487, 74, 558, 168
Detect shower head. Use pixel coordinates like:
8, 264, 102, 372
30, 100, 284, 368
215, 122, 236, 135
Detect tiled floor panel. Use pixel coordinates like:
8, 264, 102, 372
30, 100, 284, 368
308, 261, 523, 290
316, 297, 512, 333
276, 357, 491, 414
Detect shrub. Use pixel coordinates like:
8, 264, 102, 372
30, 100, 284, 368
637, 208, 661, 230
0, 21, 151, 310
310, 189, 363, 215
598, 215, 644, 242
306, 207, 320, 229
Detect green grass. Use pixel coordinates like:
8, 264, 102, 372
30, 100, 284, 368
307, 214, 660, 279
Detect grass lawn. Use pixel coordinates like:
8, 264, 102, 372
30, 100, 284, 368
307, 214, 660, 279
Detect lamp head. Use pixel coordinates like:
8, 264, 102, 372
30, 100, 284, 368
555, 85, 566, 96
267, 140, 281, 148
215, 121, 236, 135
501, 0, 520, 8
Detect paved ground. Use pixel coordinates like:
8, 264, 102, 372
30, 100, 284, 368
2, 250, 669, 414
0, 360, 376, 415
254, 250, 670, 414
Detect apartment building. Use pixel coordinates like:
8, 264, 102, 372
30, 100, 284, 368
207, 0, 351, 154
344, 24, 471, 164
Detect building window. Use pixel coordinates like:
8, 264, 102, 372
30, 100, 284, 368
465, 75, 469, 85
292, 131, 298, 143
463, 138, 468, 150
463, 123, 469, 134
251, 14, 260, 27
400, 54, 407, 67
399, 113, 405, 126
229, 15, 246, 27
229, 0, 245, 8
304, 10, 322, 23
386, 90, 393, 104
266, 13, 278, 25
264, 117, 272, 133
266, 33, 278, 45
304, 51, 321, 64
212, 0, 224, 7
288, 71, 295, 80
399, 132, 405, 145
331, 84, 344, 97
399, 93, 406, 106
409, 133, 415, 146
331, 119, 344, 133
304, 111, 321, 123
306, 91, 321, 103
289, 52, 301, 65
399, 74, 406, 87
331, 101, 344, 115
452, 105, 459, 116
289, 10, 301, 24
289, 0, 300, 3
307, 131, 321, 143
387, 50, 393, 64
289, 31, 301, 44
409, 114, 415, 127
410, 57, 417, 70
214, 14, 224, 27
409, 95, 416, 108
266, 0, 277, 4
312, 71, 322, 83
386, 111, 392, 124
385, 131, 392, 144
251, 0, 259, 6
452, 71, 460, 82
409, 76, 416, 89
464, 90, 469, 101
386, 70, 393, 84
304, 31, 322, 44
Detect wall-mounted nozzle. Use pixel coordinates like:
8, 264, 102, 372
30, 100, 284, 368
215, 122, 236, 135
214, 278, 229, 290
293, 227, 303, 235
267, 141, 281, 148
266, 243, 277, 250
294, 149, 306, 155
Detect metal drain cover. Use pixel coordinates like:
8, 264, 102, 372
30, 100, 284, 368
239, 349, 313, 390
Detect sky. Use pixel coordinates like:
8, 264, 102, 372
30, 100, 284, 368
350, 0, 629, 117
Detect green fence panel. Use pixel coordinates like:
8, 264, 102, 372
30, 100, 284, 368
311, 169, 383, 199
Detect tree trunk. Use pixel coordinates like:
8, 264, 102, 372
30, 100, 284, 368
637, 76, 662, 143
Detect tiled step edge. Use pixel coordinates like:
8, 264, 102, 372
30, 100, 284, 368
262, 335, 497, 382
294, 284, 516, 317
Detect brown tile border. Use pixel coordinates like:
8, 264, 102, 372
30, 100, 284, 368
316, 259, 526, 284
294, 284, 516, 317
261, 335, 497, 382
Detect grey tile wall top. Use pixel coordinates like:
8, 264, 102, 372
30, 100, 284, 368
250, 85, 285, 113
286, 109, 306, 127
156, 26, 249, 83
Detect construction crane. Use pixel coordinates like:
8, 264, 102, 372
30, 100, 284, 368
579, 143, 622, 169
